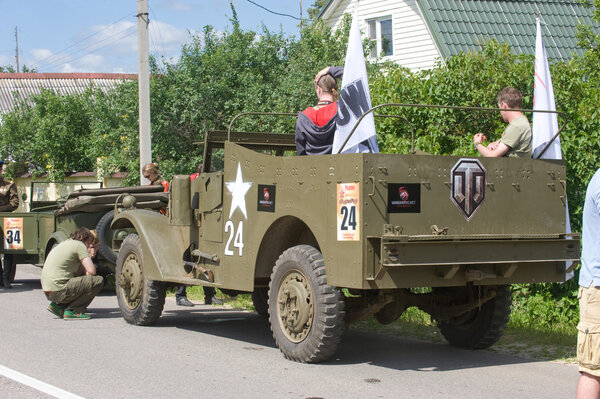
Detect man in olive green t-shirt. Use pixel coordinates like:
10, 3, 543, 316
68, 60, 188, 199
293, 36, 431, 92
473, 87, 532, 158
41, 227, 104, 320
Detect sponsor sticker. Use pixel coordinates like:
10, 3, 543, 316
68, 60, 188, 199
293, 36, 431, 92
257, 184, 276, 213
387, 183, 421, 213
337, 183, 360, 241
3, 217, 23, 250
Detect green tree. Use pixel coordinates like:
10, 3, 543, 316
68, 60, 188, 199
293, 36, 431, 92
307, 0, 329, 20
0, 64, 38, 73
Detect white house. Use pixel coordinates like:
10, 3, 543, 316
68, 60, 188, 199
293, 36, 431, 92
319, 0, 596, 72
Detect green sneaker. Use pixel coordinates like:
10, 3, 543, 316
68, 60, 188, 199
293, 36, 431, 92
47, 302, 66, 319
63, 309, 91, 320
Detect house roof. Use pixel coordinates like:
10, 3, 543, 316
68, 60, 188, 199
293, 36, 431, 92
417, 0, 597, 61
0, 73, 137, 115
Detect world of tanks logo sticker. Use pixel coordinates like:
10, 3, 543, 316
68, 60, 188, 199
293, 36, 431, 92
450, 158, 486, 221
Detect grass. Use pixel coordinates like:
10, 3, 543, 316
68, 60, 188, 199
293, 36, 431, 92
169, 288, 578, 363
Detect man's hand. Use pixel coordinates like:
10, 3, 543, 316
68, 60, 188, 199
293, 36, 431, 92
473, 133, 487, 146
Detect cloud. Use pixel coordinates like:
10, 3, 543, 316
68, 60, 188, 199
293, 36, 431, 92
32, 18, 190, 73
0, 54, 11, 66
148, 20, 190, 53
87, 20, 139, 55
31, 48, 53, 61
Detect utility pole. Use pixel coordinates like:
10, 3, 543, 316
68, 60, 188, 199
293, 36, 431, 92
137, 0, 152, 185
15, 26, 19, 72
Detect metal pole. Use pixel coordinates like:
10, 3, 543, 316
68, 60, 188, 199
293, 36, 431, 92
137, 0, 152, 185
15, 26, 19, 72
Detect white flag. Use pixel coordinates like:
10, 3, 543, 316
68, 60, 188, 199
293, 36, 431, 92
333, 7, 379, 154
533, 17, 573, 277
532, 18, 561, 159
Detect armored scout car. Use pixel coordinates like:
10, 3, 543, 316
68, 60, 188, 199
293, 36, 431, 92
112, 119, 580, 363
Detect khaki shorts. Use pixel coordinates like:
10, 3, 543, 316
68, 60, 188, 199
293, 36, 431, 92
578, 285, 600, 377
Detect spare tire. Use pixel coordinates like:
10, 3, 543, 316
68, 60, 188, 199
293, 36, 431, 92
95, 210, 118, 264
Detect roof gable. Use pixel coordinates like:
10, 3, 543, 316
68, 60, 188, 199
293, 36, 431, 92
418, 0, 598, 61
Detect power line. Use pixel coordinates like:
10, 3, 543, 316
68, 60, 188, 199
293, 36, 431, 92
40, 26, 137, 71
245, 0, 300, 20
149, 5, 166, 58
36, 11, 135, 70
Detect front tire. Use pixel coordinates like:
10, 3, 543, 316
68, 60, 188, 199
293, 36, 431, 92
268, 245, 345, 363
116, 234, 166, 325
437, 285, 511, 349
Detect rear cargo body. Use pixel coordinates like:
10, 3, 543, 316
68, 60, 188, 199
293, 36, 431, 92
204, 143, 576, 292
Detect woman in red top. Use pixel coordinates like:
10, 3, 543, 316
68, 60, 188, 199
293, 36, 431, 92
295, 66, 344, 155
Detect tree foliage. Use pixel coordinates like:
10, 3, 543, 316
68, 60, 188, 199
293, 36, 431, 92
0, 3, 597, 225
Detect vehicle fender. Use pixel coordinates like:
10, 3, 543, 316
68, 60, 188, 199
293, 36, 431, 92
112, 209, 190, 281
45, 230, 69, 252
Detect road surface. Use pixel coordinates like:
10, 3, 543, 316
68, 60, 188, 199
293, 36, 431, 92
0, 264, 579, 398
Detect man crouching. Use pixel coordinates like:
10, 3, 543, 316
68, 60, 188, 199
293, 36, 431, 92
41, 228, 104, 320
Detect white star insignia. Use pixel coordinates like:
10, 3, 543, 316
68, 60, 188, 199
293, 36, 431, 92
226, 163, 252, 219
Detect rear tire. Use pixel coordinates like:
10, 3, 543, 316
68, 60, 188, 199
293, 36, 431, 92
268, 245, 345, 363
437, 285, 511, 349
115, 234, 165, 326
96, 211, 118, 264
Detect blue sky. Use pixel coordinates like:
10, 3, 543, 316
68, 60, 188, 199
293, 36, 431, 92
0, 0, 313, 73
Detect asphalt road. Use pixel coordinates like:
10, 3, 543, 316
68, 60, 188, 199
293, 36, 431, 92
0, 264, 579, 399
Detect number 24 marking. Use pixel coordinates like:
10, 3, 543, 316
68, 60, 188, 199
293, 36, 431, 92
224, 220, 244, 256
340, 205, 357, 231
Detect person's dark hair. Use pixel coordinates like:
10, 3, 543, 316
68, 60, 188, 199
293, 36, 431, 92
317, 74, 338, 96
69, 227, 98, 246
496, 87, 522, 109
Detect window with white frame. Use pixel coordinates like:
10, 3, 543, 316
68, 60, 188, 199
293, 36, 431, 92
368, 17, 393, 58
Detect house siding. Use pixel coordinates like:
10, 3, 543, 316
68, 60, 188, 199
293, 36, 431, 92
321, 0, 443, 71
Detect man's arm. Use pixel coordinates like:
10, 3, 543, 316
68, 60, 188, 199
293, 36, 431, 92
314, 66, 344, 83
473, 133, 510, 157
80, 257, 97, 276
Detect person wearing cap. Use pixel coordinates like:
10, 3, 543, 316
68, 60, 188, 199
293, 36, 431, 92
0, 160, 19, 289
41, 227, 104, 320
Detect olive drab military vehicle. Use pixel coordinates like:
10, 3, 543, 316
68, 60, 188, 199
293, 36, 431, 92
112, 114, 580, 363
0, 182, 168, 280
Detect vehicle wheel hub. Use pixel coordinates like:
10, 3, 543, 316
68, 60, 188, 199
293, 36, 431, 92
277, 270, 313, 343
119, 253, 143, 309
